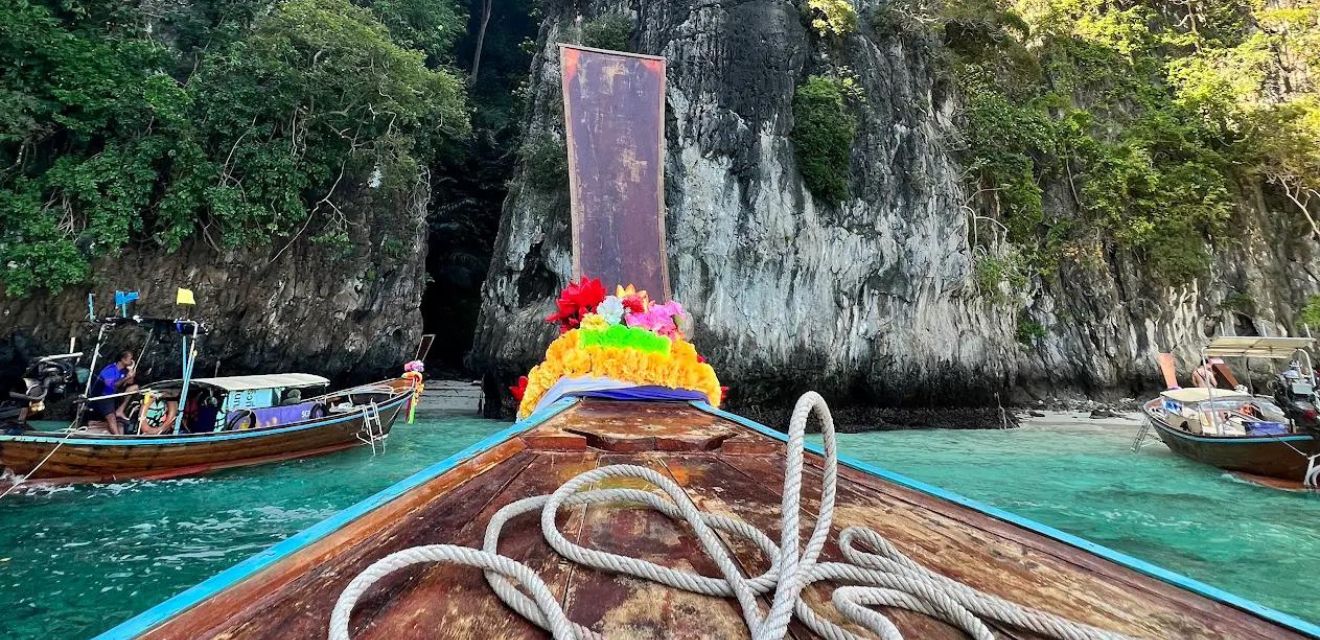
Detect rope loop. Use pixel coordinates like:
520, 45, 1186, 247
329, 394, 1134, 640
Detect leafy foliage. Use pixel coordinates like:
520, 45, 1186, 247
1016, 313, 1047, 345
806, 0, 859, 38
1302, 295, 1320, 329
362, 0, 467, 63
521, 133, 569, 192
791, 76, 857, 204
974, 251, 1029, 303
0, 0, 469, 296
934, 0, 1318, 289
581, 13, 634, 52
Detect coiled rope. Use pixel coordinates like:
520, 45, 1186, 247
330, 392, 1134, 640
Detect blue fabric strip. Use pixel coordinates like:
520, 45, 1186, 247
572, 386, 706, 402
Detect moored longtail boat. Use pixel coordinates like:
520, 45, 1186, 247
0, 315, 420, 488
0, 377, 414, 486
1137, 336, 1320, 489
96, 47, 1320, 640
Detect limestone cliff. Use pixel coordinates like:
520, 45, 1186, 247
470, 0, 1320, 413
0, 182, 427, 386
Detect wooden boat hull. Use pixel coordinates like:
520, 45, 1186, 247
0, 380, 412, 485
96, 399, 1319, 639
1147, 415, 1320, 482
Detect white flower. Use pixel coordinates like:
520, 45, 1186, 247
596, 296, 625, 324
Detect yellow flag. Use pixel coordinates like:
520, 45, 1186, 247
176, 288, 195, 305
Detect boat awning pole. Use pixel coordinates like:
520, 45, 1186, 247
136, 327, 157, 379
71, 322, 109, 430
172, 321, 200, 434
1203, 347, 1220, 436
1297, 348, 1316, 389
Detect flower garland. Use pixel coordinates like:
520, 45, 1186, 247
512, 278, 724, 418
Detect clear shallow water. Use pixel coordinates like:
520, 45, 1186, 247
2, 413, 1317, 639
0, 412, 510, 640
813, 419, 1320, 625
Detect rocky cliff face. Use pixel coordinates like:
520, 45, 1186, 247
470, 0, 1320, 413
0, 181, 427, 387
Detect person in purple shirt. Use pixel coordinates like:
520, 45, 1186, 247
91, 350, 138, 435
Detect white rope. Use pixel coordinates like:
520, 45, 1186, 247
0, 425, 89, 500
330, 392, 1134, 640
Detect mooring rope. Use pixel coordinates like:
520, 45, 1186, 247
329, 392, 1134, 640
0, 425, 87, 500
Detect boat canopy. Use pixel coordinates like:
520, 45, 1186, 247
1159, 388, 1253, 403
148, 373, 330, 392
1202, 336, 1314, 359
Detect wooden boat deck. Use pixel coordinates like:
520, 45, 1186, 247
124, 400, 1310, 639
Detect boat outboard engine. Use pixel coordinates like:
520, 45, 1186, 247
1273, 370, 1320, 435
0, 352, 81, 433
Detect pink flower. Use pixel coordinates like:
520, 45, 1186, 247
626, 301, 685, 337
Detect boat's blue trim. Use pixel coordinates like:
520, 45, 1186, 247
2, 394, 410, 447
692, 401, 1320, 639
1149, 418, 1315, 444
92, 398, 577, 640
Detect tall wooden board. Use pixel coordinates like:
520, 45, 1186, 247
560, 45, 670, 300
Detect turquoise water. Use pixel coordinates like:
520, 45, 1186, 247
0, 412, 509, 640
1, 413, 1317, 639
813, 420, 1320, 625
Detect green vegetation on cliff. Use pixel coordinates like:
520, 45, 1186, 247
0, 0, 469, 296
792, 76, 858, 204
1303, 295, 1320, 328
882, 0, 1320, 289
581, 13, 635, 52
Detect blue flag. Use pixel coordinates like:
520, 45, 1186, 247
115, 290, 140, 317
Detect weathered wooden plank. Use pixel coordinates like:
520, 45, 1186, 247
820, 458, 1277, 638
125, 400, 1313, 640
561, 46, 669, 298
559, 453, 753, 638
142, 438, 531, 640
669, 452, 964, 640
353, 450, 602, 640
720, 447, 1295, 639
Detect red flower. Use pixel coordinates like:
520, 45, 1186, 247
719, 386, 729, 402
546, 277, 606, 332
510, 376, 529, 401
621, 295, 646, 314
570, 277, 606, 309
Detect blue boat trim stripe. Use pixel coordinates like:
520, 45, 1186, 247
4, 394, 410, 446
1149, 419, 1316, 444
92, 398, 579, 640
690, 401, 1320, 639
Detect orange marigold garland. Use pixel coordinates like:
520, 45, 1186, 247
516, 279, 722, 418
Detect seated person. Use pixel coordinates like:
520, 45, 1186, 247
90, 350, 138, 435
183, 391, 221, 432
280, 388, 303, 406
